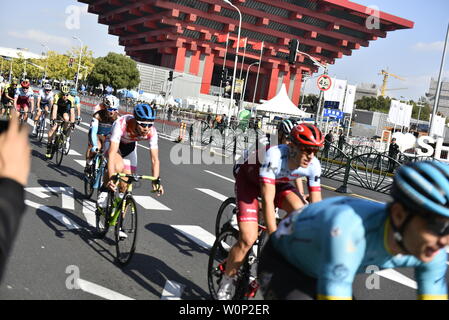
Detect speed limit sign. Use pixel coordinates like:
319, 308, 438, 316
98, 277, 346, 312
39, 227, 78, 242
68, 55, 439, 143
317, 75, 332, 91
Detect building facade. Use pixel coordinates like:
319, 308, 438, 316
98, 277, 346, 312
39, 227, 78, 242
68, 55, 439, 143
80, 0, 413, 106
427, 78, 449, 117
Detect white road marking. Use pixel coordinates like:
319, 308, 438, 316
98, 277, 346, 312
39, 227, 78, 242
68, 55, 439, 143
195, 188, 229, 202
376, 269, 417, 289
77, 279, 134, 300
25, 187, 75, 210
161, 280, 185, 300
204, 170, 235, 183
74, 159, 87, 167
25, 200, 80, 230
171, 225, 216, 250
68, 149, 81, 156
133, 195, 171, 211
82, 200, 97, 227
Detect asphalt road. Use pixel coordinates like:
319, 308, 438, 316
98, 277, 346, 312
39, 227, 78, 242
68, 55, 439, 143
0, 107, 447, 300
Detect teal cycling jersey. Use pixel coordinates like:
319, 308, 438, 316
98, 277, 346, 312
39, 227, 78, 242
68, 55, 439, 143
272, 196, 448, 300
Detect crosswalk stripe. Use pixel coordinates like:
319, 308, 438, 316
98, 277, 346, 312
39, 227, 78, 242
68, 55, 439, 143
25, 200, 81, 230
82, 200, 97, 227
376, 269, 417, 289
195, 188, 228, 202
171, 225, 215, 250
161, 280, 185, 300
133, 195, 171, 211
204, 170, 235, 183
77, 278, 134, 300
68, 149, 82, 156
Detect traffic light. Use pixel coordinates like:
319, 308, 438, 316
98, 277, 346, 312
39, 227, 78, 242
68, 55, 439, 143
288, 39, 299, 64
168, 71, 174, 82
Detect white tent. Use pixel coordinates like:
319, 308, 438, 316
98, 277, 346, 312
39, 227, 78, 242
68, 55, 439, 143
256, 84, 307, 117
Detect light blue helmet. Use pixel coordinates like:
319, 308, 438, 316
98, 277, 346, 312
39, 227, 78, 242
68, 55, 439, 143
133, 103, 155, 121
70, 88, 77, 96
392, 161, 449, 218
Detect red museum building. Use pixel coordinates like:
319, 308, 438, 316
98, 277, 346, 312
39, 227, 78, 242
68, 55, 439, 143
79, 0, 413, 105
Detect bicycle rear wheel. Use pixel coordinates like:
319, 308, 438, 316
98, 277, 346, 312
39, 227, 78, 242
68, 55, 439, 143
215, 197, 237, 237
84, 157, 97, 199
208, 227, 247, 300
115, 196, 138, 266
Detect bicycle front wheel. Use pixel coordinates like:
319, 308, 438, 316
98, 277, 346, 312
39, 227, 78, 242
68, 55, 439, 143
95, 191, 113, 238
208, 227, 244, 300
215, 197, 237, 237
115, 196, 138, 266
55, 138, 64, 166
37, 118, 46, 142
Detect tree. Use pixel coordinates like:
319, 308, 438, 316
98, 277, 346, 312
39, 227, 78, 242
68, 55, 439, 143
87, 52, 140, 92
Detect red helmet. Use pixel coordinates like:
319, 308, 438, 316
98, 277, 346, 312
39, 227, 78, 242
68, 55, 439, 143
21, 80, 30, 88
289, 123, 324, 147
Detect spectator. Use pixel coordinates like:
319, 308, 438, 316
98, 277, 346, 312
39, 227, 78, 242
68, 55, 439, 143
206, 113, 212, 126
167, 106, 173, 122
0, 112, 31, 282
323, 131, 333, 158
337, 129, 346, 154
388, 138, 400, 173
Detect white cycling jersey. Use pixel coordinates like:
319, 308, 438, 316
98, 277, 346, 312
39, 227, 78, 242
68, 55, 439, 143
38, 89, 54, 104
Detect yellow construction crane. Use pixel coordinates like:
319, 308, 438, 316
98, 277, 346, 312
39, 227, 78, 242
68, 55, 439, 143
379, 69, 406, 97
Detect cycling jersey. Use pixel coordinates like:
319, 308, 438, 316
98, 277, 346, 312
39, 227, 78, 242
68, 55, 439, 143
233, 144, 322, 222
1, 85, 17, 104
54, 96, 73, 116
109, 114, 158, 173
38, 89, 54, 107
264, 197, 448, 300
89, 110, 118, 150
15, 88, 34, 110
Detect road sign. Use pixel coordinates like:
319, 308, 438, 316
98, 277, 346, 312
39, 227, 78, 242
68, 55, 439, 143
323, 108, 344, 119
317, 75, 332, 91
324, 101, 340, 110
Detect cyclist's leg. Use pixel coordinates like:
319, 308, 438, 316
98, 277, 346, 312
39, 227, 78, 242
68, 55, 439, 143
257, 238, 317, 300
62, 112, 70, 134
23, 105, 29, 121
120, 147, 137, 193
275, 184, 305, 217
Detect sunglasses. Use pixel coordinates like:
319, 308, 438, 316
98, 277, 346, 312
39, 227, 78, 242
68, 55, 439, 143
423, 216, 449, 237
298, 146, 320, 154
137, 121, 154, 128
107, 108, 118, 112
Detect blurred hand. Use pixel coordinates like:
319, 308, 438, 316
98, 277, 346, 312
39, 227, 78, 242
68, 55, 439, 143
0, 112, 31, 186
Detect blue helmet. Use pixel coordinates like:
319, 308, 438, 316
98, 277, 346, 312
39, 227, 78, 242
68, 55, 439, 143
70, 88, 77, 96
134, 103, 155, 122
391, 161, 449, 218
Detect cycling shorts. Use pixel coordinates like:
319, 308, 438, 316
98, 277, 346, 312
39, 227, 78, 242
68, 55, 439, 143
234, 163, 297, 223
16, 97, 31, 111
39, 101, 51, 110
118, 142, 137, 173
257, 238, 317, 300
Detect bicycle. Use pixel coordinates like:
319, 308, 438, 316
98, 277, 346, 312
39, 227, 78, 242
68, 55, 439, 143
35, 109, 48, 142
208, 219, 267, 300
95, 173, 160, 266
48, 120, 69, 166
84, 150, 107, 200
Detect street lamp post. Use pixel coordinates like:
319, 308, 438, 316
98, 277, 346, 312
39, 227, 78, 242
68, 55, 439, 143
241, 62, 259, 110
223, 0, 242, 118
73, 36, 83, 91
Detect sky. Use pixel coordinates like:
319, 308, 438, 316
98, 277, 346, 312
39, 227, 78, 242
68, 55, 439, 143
0, 0, 448, 101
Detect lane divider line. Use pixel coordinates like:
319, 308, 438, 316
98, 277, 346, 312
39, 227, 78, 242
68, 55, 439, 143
195, 188, 229, 202
375, 269, 417, 290
204, 170, 235, 183
25, 200, 80, 230
171, 225, 216, 250
77, 278, 135, 300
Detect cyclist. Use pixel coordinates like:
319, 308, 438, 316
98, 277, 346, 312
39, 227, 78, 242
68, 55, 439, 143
32, 84, 54, 136
14, 80, 35, 122
96, 103, 164, 216
277, 119, 296, 145
45, 86, 73, 159
258, 160, 449, 300
70, 88, 82, 124
217, 123, 324, 300
84, 102, 120, 174
1, 80, 18, 117
94, 94, 118, 114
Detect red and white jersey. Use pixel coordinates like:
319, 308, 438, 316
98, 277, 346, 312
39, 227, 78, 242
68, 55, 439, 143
259, 145, 322, 192
15, 88, 34, 99
110, 114, 158, 149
